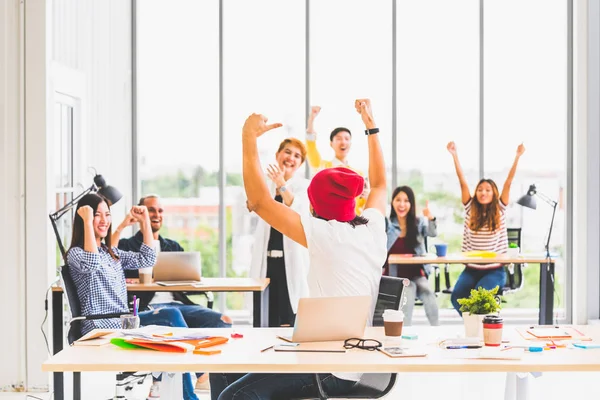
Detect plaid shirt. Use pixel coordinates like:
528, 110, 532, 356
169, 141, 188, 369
66, 243, 156, 335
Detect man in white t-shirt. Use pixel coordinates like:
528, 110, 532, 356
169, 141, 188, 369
210, 99, 388, 400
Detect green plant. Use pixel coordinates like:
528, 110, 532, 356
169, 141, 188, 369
509, 242, 518, 248
457, 286, 501, 315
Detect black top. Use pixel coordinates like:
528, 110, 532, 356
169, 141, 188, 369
267, 195, 284, 251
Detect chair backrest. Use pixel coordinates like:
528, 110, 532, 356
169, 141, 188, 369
373, 276, 407, 327
504, 228, 524, 293
58, 264, 84, 344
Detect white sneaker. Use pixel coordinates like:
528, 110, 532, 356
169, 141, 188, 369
147, 381, 160, 399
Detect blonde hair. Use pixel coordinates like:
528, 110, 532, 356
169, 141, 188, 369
277, 138, 307, 163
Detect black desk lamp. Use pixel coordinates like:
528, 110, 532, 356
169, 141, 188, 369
49, 173, 123, 262
517, 184, 558, 259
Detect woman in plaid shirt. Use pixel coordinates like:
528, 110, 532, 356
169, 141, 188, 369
67, 193, 200, 400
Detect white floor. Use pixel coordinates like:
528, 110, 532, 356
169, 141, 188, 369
2, 371, 600, 400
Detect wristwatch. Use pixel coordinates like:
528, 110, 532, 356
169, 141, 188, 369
364, 128, 380, 135
278, 186, 288, 193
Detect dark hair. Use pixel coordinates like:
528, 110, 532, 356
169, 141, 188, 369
138, 194, 159, 206
69, 193, 118, 260
311, 209, 369, 228
329, 127, 351, 142
389, 186, 419, 249
470, 179, 501, 232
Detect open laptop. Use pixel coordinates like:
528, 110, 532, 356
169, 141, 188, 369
278, 295, 372, 343
153, 252, 202, 286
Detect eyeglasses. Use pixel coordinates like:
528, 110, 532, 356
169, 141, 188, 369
343, 338, 382, 351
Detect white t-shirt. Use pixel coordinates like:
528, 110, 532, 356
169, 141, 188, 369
300, 208, 387, 381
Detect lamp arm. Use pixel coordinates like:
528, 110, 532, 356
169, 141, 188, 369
536, 190, 558, 208
545, 201, 558, 259
49, 184, 95, 263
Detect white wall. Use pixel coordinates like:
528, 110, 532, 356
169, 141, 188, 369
0, 0, 26, 389
0, 0, 133, 390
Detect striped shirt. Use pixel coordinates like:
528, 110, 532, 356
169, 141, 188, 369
461, 199, 508, 269
66, 243, 156, 335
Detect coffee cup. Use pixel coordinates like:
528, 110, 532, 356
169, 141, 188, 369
120, 314, 140, 330
139, 267, 153, 285
383, 309, 404, 337
434, 243, 448, 257
482, 315, 503, 346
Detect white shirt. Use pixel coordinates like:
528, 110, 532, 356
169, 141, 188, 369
300, 208, 387, 381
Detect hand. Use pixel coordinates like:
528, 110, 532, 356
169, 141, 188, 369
309, 106, 321, 120
118, 212, 137, 230
422, 200, 434, 220
77, 205, 94, 223
266, 164, 286, 188
447, 141, 457, 155
354, 99, 375, 129
130, 206, 149, 224
516, 142, 526, 157
242, 113, 282, 139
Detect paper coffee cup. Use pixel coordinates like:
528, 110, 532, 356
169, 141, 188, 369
383, 309, 404, 337
139, 267, 153, 284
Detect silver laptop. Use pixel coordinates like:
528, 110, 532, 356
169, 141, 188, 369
278, 296, 371, 343
153, 252, 202, 285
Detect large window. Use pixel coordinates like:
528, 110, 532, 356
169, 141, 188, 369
136, 1, 571, 323
484, 0, 567, 313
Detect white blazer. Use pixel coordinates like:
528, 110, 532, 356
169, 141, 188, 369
249, 175, 311, 313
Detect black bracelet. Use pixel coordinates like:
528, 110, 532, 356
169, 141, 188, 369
365, 128, 379, 135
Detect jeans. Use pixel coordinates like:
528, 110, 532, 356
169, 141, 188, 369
451, 267, 506, 315
210, 373, 357, 400
139, 308, 199, 400
403, 276, 439, 326
151, 302, 231, 329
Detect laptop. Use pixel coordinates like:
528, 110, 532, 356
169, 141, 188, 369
278, 295, 372, 343
153, 252, 202, 286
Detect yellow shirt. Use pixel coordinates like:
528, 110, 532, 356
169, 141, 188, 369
306, 137, 366, 216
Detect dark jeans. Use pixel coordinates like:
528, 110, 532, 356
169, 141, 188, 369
210, 373, 357, 400
450, 266, 506, 315
266, 256, 296, 327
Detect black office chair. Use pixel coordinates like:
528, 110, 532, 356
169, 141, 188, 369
59, 265, 147, 399
297, 276, 407, 400
501, 228, 525, 297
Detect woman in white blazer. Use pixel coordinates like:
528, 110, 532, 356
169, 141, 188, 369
249, 138, 310, 327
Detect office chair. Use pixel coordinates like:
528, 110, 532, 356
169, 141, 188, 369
296, 275, 407, 400
59, 265, 147, 399
501, 228, 526, 297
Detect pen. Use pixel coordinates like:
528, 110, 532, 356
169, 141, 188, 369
260, 345, 274, 353
502, 345, 543, 352
133, 295, 137, 316
445, 345, 482, 349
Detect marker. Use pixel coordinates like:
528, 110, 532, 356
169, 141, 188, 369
446, 345, 482, 349
502, 345, 543, 352
133, 295, 137, 316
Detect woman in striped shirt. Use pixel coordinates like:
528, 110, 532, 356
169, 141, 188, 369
447, 141, 526, 314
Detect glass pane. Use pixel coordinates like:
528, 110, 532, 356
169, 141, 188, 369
223, 0, 305, 312
137, 0, 220, 292
396, 0, 479, 311
484, 0, 567, 314
311, 0, 393, 176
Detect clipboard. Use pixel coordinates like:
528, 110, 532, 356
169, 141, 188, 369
526, 328, 572, 339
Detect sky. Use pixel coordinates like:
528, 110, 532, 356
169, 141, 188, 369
137, 0, 567, 176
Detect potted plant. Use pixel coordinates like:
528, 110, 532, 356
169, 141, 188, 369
457, 286, 501, 338
507, 242, 520, 256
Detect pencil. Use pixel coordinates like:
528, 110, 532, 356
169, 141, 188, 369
260, 345, 274, 353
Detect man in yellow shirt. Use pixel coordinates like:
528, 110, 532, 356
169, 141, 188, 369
305, 105, 368, 214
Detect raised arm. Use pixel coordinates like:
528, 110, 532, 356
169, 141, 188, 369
356, 99, 386, 216
305, 106, 323, 169
243, 114, 307, 247
111, 210, 137, 244
500, 143, 526, 205
266, 164, 295, 207
447, 141, 471, 205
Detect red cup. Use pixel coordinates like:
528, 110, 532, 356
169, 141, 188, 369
482, 315, 503, 346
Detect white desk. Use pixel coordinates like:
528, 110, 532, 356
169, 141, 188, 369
388, 253, 556, 325
44, 326, 600, 400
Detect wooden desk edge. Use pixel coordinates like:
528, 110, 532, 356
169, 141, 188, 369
52, 278, 270, 292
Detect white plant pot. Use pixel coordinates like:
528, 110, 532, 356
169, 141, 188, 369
463, 312, 486, 338
507, 247, 520, 256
